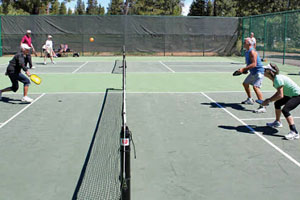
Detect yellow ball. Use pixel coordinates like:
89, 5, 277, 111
89, 37, 94, 42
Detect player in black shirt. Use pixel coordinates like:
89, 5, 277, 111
0, 44, 33, 103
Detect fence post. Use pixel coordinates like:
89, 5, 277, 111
0, 15, 2, 57
241, 18, 245, 56
283, 13, 288, 65
263, 16, 267, 60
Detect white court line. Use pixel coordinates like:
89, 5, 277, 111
241, 116, 300, 121
72, 61, 89, 73
0, 93, 45, 129
159, 61, 175, 73
4, 91, 276, 95
201, 92, 300, 168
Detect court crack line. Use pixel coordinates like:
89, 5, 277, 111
201, 92, 300, 168
0, 93, 45, 129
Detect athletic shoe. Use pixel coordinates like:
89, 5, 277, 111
241, 98, 254, 105
52, 61, 56, 64
21, 96, 33, 103
285, 131, 300, 140
254, 106, 266, 113
0, 90, 2, 100
30, 66, 36, 69
44, 62, 47, 65
266, 120, 283, 128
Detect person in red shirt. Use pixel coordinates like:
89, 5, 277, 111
20, 30, 37, 69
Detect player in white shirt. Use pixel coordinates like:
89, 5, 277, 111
250, 32, 256, 49
43, 35, 55, 65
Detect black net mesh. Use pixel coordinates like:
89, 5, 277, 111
73, 89, 122, 200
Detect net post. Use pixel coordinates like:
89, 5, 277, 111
120, 126, 131, 200
120, 45, 130, 200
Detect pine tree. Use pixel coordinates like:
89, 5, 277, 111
107, 0, 124, 15
59, 2, 67, 15
67, 7, 73, 15
98, 3, 105, 15
188, 0, 205, 16
206, 0, 213, 16
87, 0, 98, 15
75, 0, 86, 15
51, 0, 60, 15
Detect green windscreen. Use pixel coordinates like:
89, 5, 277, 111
0, 15, 240, 56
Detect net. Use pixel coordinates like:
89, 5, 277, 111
73, 89, 122, 200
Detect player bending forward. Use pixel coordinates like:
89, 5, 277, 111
262, 63, 300, 140
0, 44, 33, 103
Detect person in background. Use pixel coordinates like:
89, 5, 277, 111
0, 44, 33, 103
262, 63, 300, 140
20, 30, 37, 69
250, 32, 256, 49
43, 35, 55, 65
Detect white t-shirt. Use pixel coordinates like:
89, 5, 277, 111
250, 37, 256, 47
45, 39, 53, 48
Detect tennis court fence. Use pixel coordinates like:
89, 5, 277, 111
242, 9, 300, 66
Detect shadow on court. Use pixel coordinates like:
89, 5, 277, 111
0, 97, 29, 104
201, 102, 253, 112
218, 125, 284, 138
287, 73, 300, 76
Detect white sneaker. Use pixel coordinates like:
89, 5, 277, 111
21, 96, 33, 103
254, 106, 266, 113
266, 120, 283, 128
44, 62, 47, 65
52, 61, 56, 64
241, 98, 254, 105
285, 131, 300, 140
30, 66, 36, 69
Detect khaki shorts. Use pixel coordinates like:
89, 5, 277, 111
243, 72, 264, 88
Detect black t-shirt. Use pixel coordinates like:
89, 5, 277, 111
6, 53, 28, 74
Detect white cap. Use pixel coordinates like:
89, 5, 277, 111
48, 35, 52, 38
21, 43, 31, 50
26, 30, 31, 33
263, 63, 277, 73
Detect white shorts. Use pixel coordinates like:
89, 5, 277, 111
45, 47, 53, 54
243, 72, 264, 88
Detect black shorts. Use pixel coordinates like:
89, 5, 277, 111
275, 95, 300, 117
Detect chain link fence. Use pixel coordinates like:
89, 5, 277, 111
242, 10, 300, 66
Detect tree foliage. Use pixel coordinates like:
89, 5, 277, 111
0, 0, 300, 16
75, 0, 85, 15
188, 0, 205, 16
59, 2, 67, 14
188, 0, 300, 17
107, 0, 124, 15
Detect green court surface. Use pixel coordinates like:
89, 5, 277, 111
1, 56, 300, 200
